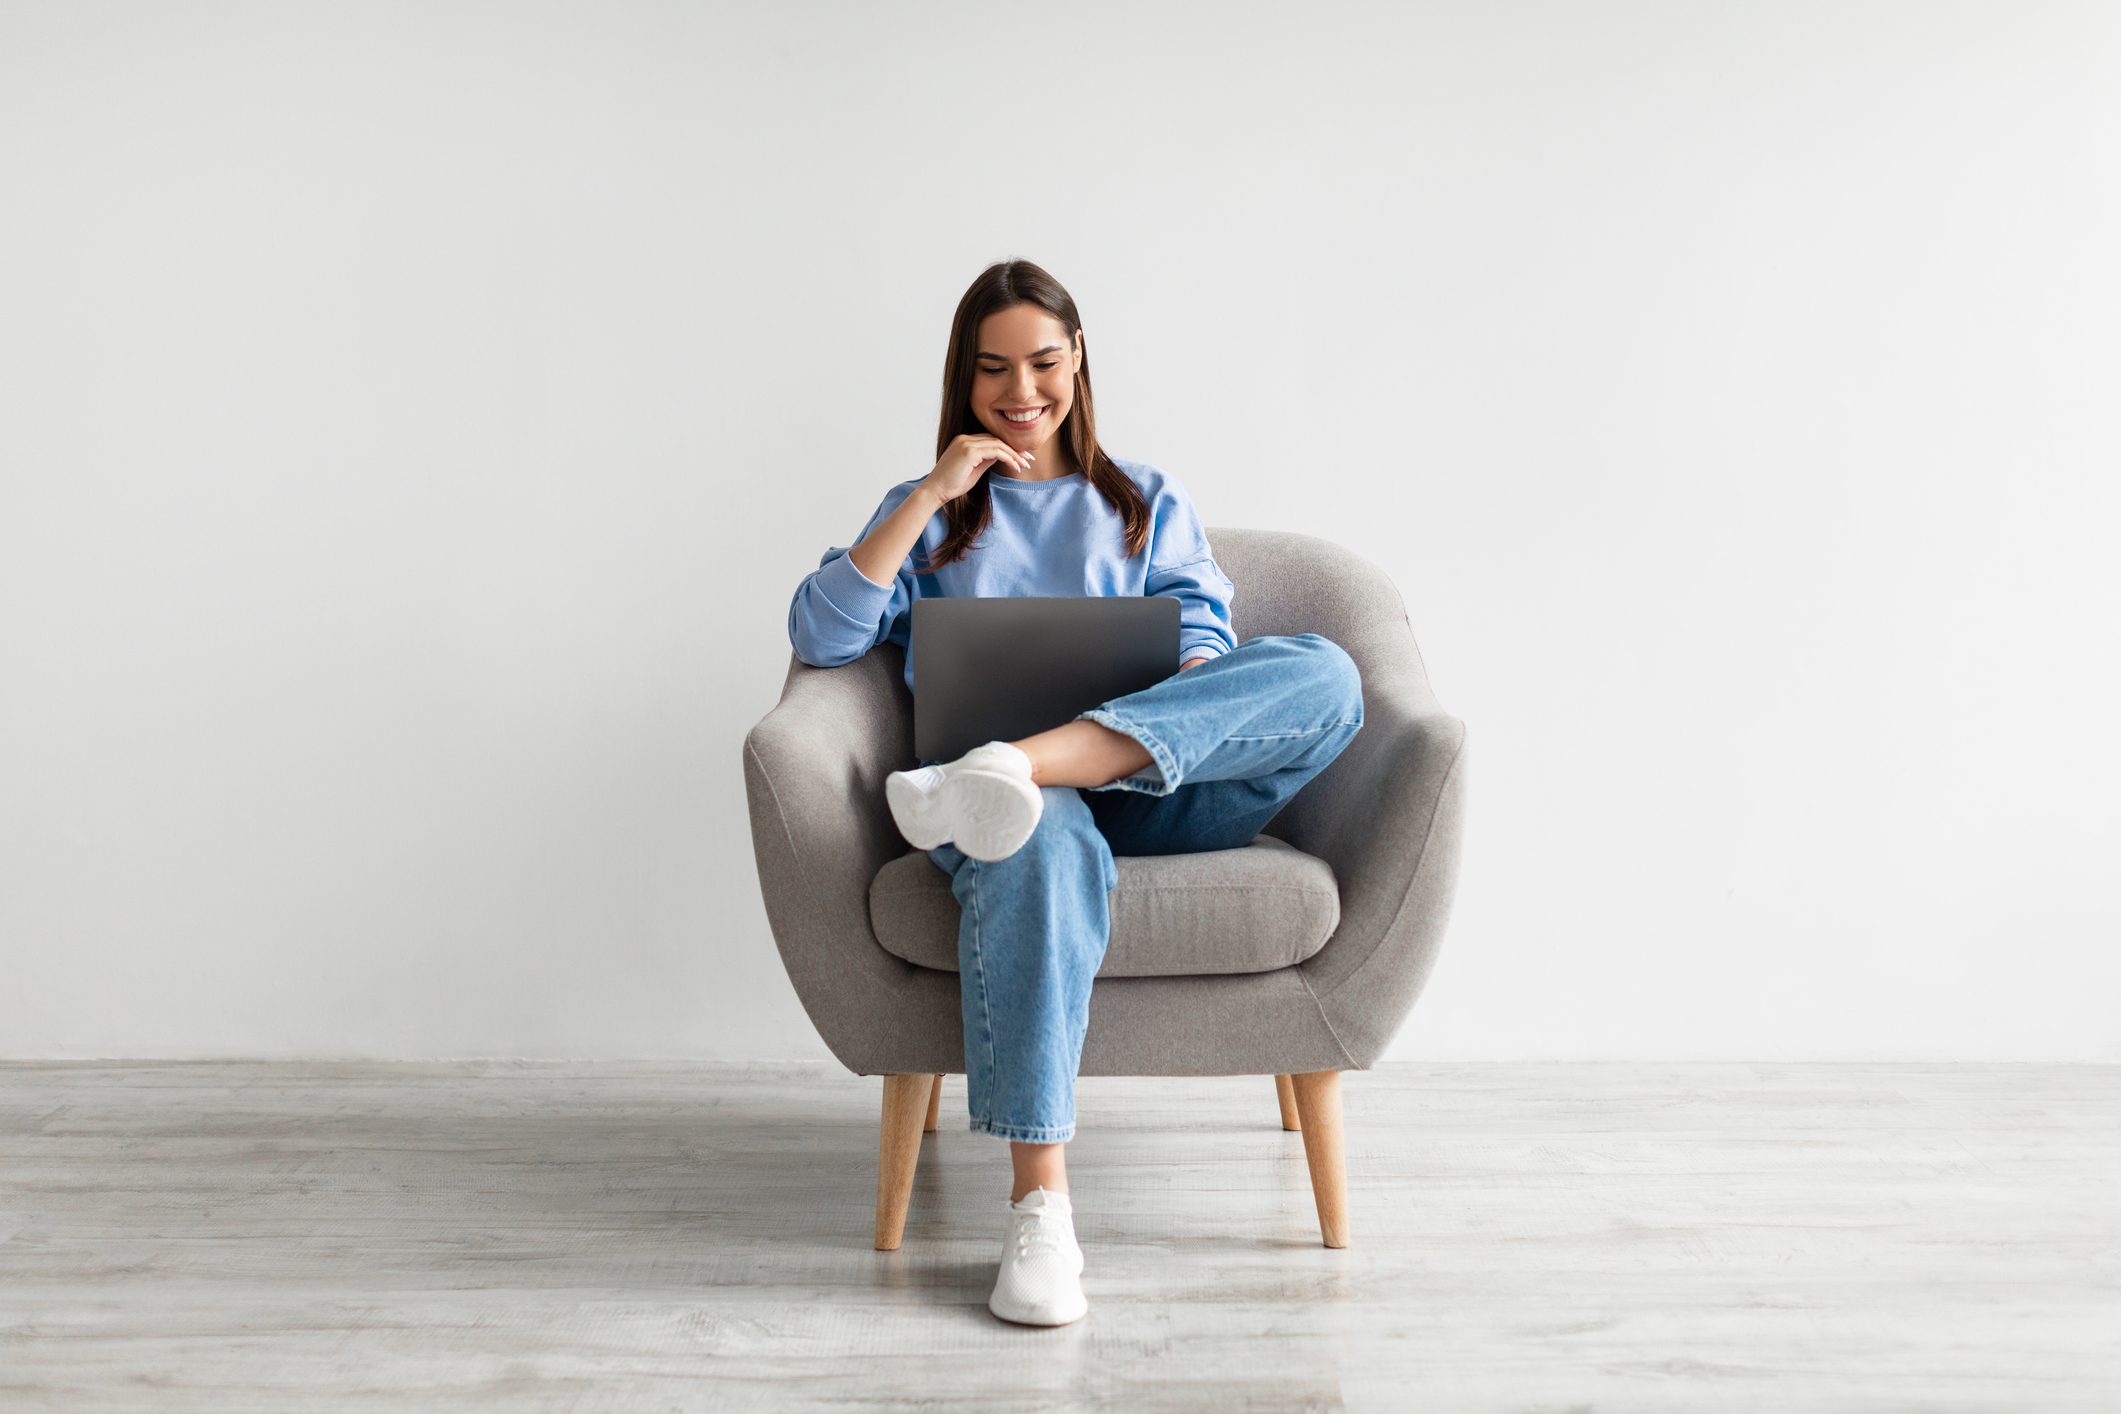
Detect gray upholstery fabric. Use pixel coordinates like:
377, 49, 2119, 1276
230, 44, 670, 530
869, 835, 1341, 978
742, 528, 1467, 1077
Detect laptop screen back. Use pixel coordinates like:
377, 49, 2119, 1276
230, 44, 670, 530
912, 596, 1181, 762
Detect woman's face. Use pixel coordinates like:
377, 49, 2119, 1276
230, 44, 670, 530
969, 304, 1084, 469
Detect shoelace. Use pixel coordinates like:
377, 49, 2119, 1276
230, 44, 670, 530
1013, 1207, 1072, 1260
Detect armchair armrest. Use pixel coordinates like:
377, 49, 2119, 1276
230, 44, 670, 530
743, 646, 946, 1070
1272, 669, 1468, 1066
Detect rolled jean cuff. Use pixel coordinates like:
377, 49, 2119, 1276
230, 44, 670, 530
969, 1117, 1076, 1143
1077, 708, 1178, 796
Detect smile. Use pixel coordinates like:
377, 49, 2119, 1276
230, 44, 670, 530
1001, 407, 1046, 425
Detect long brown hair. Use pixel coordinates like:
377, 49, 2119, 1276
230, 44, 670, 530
919, 261, 1150, 571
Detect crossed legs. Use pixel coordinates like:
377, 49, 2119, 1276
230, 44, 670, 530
903, 636, 1366, 1319
927, 636, 1365, 1144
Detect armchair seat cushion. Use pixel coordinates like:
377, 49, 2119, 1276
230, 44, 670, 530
868, 835, 1341, 978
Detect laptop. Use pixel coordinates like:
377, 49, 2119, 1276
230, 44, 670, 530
912, 596, 1181, 762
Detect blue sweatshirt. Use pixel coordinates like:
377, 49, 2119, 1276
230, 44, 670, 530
787, 458, 1236, 692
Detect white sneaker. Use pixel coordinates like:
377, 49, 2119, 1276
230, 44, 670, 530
988, 1187, 1087, 1327
885, 742, 1043, 862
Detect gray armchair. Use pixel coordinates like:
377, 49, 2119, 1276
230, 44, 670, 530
742, 529, 1466, 1249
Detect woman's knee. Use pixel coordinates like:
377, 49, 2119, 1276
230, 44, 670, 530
1027, 786, 1097, 846
954, 789, 1115, 972
936, 787, 1106, 886
1291, 634, 1363, 717
967, 787, 1113, 886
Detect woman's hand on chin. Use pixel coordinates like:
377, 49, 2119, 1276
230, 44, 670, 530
850, 434, 1030, 583
925, 434, 1034, 505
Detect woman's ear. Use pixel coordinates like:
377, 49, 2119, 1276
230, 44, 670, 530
1073, 328, 1086, 371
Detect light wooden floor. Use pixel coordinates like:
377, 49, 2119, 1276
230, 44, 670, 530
1, 1062, 2115, 1412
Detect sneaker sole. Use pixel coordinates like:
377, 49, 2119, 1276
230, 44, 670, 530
988, 1292, 1089, 1327
944, 770, 1043, 862
884, 773, 952, 850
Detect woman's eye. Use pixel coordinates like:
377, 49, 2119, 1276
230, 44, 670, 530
1033, 362, 1057, 370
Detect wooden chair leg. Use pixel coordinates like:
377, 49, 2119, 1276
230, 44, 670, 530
1274, 1074, 1303, 1131
1290, 1070, 1349, 1249
875, 1074, 932, 1250
924, 1074, 943, 1133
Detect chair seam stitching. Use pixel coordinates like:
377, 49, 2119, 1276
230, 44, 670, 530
1295, 961, 1360, 1070
747, 737, 825, 941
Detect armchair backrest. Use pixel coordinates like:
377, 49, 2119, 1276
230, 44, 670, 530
1210, 528, 1438, 711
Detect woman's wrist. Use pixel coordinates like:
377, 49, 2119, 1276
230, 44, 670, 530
908, 480, 947, 516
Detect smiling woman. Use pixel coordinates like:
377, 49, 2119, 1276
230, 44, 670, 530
920, 262, 1150, 572
784, 260, 1365, 1329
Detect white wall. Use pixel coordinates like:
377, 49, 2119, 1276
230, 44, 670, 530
3, 2, 2115, 1061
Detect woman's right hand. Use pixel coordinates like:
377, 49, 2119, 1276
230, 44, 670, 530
846, 435, 1032, 586
922, 434, 1032, 505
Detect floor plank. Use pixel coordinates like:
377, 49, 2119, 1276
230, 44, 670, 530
1, 1062, 2115, 1412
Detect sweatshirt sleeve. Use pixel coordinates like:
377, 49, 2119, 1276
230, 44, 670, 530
1140, 470, 1237, 663
787, 483, 925, 667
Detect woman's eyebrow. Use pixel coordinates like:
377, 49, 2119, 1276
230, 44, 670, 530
977, 345, 1065, 361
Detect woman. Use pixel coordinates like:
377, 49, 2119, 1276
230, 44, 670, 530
787, 261, 1362, 1326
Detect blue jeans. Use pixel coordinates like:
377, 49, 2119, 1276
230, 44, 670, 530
926, 633, 1364, 1143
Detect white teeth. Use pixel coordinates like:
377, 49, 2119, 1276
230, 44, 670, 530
1004, 408, 1042, 423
